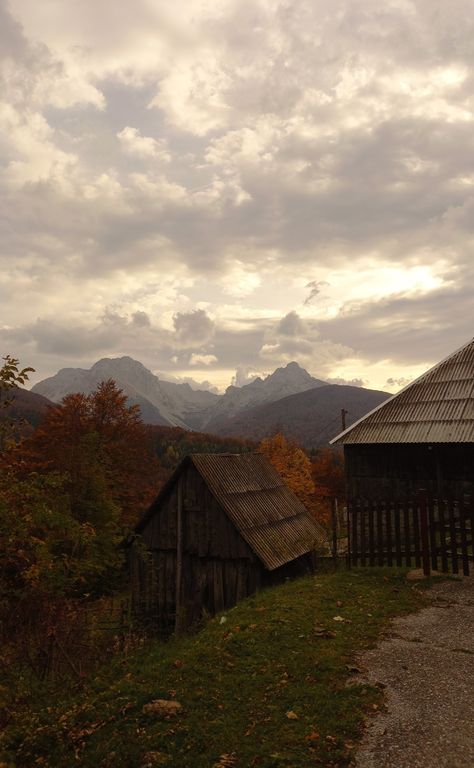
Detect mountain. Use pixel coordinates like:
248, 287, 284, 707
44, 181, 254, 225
32, 357, 218, 429
203, 362, 326, 432
206, 384, 390, 448
31, 357, 387, 446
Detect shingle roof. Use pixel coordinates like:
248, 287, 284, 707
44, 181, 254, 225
331, 337, 474, 445
136, 453, 327, 570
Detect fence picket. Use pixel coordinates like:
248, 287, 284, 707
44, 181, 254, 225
368, 501, 375, 566
394, 502, 402, 566
403, 501, 411, 568
438, 498, 449, 573
352, 500, 359, 567
458, 499, 470, 576
447, 497, 459, 575
412, 501, 421, 568
376, 501, 384, 566
386, 501, 393, 567
360, 499, 367, 566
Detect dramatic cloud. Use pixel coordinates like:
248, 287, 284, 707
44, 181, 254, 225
3, 0, 474, 390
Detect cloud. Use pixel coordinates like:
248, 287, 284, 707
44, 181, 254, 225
173, 309, 215, 347
117, 126, 171, 161
231, 365, 263, 387
189, 353, 218, 366
3, 0, 474, 391
304, 280, 329, 306
277, 311, 306, 337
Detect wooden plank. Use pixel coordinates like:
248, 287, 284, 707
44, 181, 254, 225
412, 501, 421, 568
351, 499, 359, 567
174, 478, 184, 634
418, 492, 431, 577
368, 500, 375, 567
394, 502, 402, 567
376, 500, 384, 566
458, 499, 470, 576
360, 499, 366, 567
331, 498, 338, 562
428, 495, 438, 572
386, 500, 393, 567
437, 498, 448, 573
447, 496, 459, 575
469, 495, 474, 566
403, 500, 411, 567
346, 502, 352, 570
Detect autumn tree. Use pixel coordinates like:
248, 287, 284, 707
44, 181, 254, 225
259, 433, 315, 497
22, 379, 159, 530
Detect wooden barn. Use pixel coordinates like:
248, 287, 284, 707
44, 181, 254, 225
130, 452, 326, 633
331, 337, 474, 501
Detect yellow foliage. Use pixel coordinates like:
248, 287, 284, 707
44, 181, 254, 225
259, 433, 315, 497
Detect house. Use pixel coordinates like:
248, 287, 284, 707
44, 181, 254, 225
130, 452, 327, 633
331, 337, 474, 501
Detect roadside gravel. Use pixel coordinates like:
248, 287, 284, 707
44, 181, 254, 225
353, 576, 474, 768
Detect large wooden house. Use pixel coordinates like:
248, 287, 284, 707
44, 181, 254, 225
130, 453, 326, 633
331, 337, 474, 500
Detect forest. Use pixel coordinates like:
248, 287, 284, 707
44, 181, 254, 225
0, 355, 344, 724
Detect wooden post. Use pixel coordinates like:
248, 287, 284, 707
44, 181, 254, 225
175, 477, 184, 634
418, 490, 431, 577
331, 497, 338, 565
346, 502, 352, 569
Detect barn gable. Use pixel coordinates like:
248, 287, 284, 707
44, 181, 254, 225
136, 452, 326, 570
132, 453, 326, 633
331, 337, 474, 445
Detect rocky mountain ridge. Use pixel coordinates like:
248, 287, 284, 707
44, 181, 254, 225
31, 356, 390, 446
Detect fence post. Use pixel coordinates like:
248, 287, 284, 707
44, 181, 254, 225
331, 497, 338, 565
346, 503, 352, 569
418, 489, 431, 577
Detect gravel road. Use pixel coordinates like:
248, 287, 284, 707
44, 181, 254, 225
354, 575, 474, 768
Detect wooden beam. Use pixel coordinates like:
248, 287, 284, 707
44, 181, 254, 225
175, 477, 184, 635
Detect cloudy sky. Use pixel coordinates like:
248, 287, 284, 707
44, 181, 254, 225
1, 0, 473, 392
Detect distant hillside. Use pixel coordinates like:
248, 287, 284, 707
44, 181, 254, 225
209, 384, 390, 448
3, 387, 53, 436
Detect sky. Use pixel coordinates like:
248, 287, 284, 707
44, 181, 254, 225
1, 0, 474, 393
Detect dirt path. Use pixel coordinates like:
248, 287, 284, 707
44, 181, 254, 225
354, 576, 474, 768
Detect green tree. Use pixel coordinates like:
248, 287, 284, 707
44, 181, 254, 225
0, 355, 34, 451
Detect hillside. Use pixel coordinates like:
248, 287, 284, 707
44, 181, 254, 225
1, 569, 424, 768
209, 384, 390, 448
2, 386, 52, 434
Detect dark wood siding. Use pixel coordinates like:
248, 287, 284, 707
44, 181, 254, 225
345, 443, 474, 500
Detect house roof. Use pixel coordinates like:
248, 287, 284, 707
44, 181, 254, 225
331, 337, 474, 445
136, 452, 327, 571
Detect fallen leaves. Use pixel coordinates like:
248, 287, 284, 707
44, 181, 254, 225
286, 710, 298, 720
213, 753, 237, 767
142, 700, 182, 719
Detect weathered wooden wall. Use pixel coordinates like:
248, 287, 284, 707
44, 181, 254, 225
131, 462, 287, 633
345, 443, 474, 500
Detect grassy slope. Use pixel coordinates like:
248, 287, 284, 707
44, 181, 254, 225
3, 569, 426, 768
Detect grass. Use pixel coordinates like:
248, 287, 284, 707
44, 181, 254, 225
1, 568, 428, 768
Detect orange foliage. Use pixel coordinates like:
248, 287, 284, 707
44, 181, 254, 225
20, 379, 159, 527
259, 433, 315, 497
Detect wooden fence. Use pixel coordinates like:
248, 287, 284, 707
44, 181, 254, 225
347, 495, 474, 576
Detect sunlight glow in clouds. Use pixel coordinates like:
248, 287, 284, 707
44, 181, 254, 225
2, 0, 474, 391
